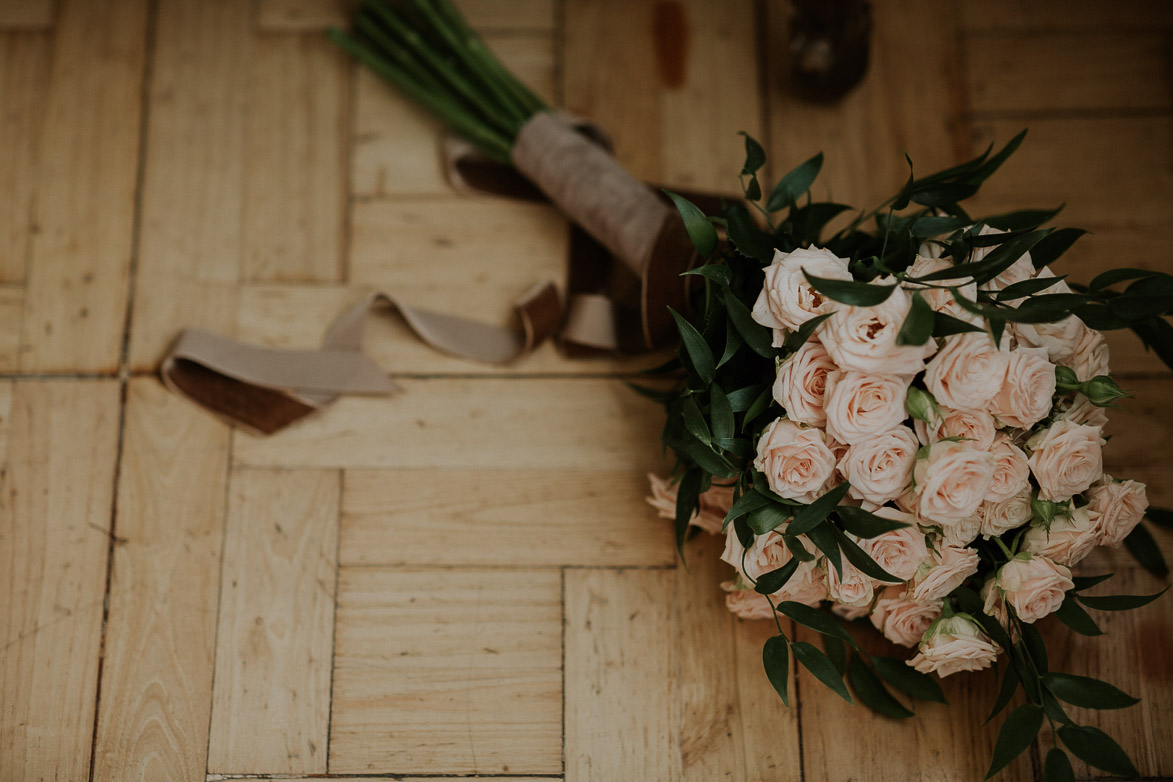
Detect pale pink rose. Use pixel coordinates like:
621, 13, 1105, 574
754, 418, 838, 502
838, 427, 919, 504
870, 586, 942, 648
980, 487, 1033, 538
942, 510, 983, 547
1071, 326, 1110, 381
909, 615, 999, 677
1022, 506, 1101, 567
773, 340, 838, 427
775, 559, 832, 606
826, 556, 875, 608
1012, 317, 1083, 366
987, 434, 1031, 502
914, 440, 996, 523
910, 544, 979, 602
722, 583, 776, 620
904, 255, 980, 323
820, 280, 938, 375
992, 554, 1074, 624
645, 474, 731, 534
974, 226, 1035, 292
925, 333, 1009, 412
989, 347, 1057, 429
1027, 419, 1104, 501
981, 576, 1008, 626
1056, 393, 1109, 429
915, 406, 997, 451
752, 247, 853, 343
1088, 476, 1148, 547
823, 371, 911, 445
721, 528, 788, 582
862, 509, 929, 581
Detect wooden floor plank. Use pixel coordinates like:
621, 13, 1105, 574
731, 615, 803, 781
0, 287, 23, 371
0, 31, 50, 283
243, 34, 348, 283
91, 379, 231, 782
329, 567, 562, 774
341, 468, 674, 567
232, 378, 667, 471
959, 0, 1173, 31
130, 0, 252, 370
0, 380, 121, 782
0, 0, 54, 28
256, 0, 555, 33
19, 0, 147, 372
206, 469, 339, 775
564, 568, 680, 781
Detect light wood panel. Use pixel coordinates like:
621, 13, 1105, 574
0, 0, 54, 28
19, 0, 147, 371
1101, 378, 1173, 485
341, 468, 674, 567
243, 35, 348, 283
0, 287, 23, 370
257, 0, 555, 33
0, 31, 49, 282
564, 567, 680, 780
207, 469, 339, 775
329, 567, 562, 774
731, 614, 803, 782
130, 0, 252, 369
0, 380, 120, 782
91, 379, 231, 782
232, 378, 666, 471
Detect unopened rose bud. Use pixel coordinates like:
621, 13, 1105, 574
905, 386, 939, 424
1054, 365, 1081, 393
1081, 375, 1131, 407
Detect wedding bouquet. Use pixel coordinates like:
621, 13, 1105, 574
645, 133, 1171, 780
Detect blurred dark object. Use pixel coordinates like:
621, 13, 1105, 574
788, 0, 872, 103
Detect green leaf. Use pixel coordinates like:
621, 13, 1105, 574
792, 640, 852, 703
680, 432, 737, 478
767, 152, 823, 212
910, 214, 969, 238
970, 128, 1027, 184
747, 503, 794, 535
783, 311, 835, 352
1044, 748, 1074, 782
822, 633, 848, 675
755, 558, 801, 595
985, 704, 1044, 779
832, 526, 903, 582
789, 202, 852, 242
1053, 595, 1103, 636
1030, 227, 1087, 268
912, 228, 1049, 284
1043, 672, 1139, 710
805, 521, 842, 578
723, 488, 771, 529
669, 307, 715, 385
892, 153, 915, 210
895, 291, 935, 346
1057, 725, 1139, 778
910, 181, 979, 208
1123, 522, 1169, 577
932, 311, 986, 337
835, 505, 912, 538
985, 663, 1018, 723
1021, 622, 1049, 674
740, 131, 766, 175
682, 397, 711, 444
1148, 506, 1173, 527
784, 534, 815, 562
665, 190, 717, 257
743, 385, 774, 423
996, 274, 1069, 301
681, 263, 732, 286
982, 205, 1063, 232
871, 656, 947, 704
777, 601, 859, 649
1077, 586, 1168, 611
1088, 266, 1161, 291
724, 203, 775, 263
726, 384, 768, 413
803, 271, 896, 307
717, 322, 743, 368
762, 635, 790, 706
789, 482, 853, 536
848, 656, 914, 718
723, 290, 776, 358
1071, 573, 1114, 591
674, 468, 701, 555
709, 386, 734, 441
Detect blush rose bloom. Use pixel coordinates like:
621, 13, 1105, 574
974, 226, 1035, 292
722, 583, 775, 620
913, 440, 996, 524
942, 510, 983, 547
987, 554, 1074, 624
838, 427, 919, 504
870, 587, 942, 648
910, 543, 979, 602
861, 509, 929, 581
823, 371, 911, 445
773, 558, 832, 606
909, 615, 1000, 677
1071, 326, 1111, 382
721, 527, 787, 583
987, 434, 1031, 502
773, 340, 838, 427
752, 246, 852, 343
819, 280, 938, 375
979, 487, 1033, 538
1056, 393, 1109, 429
915, 406, 997, 452
1026, 419, 1105, 501
904, 255, 980, 323
754, 418, 838, 502
924, 332, 1010, 412
645, 474, 732, 535
1021, 506, 1101, 567
989, 347, 1057, 430
826, 557, 875, 608
1088, 476, 1149, 547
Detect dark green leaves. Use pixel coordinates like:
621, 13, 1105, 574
1042, 673, 1139, 710
762, 635, 790, 706
754, 558, 801, 595
669, 307, 715, 385
746, 502, 793, 535
665, 190, 717, 258
985, 663, 1018, 723
792, 641, 852, 703
776, 601, 859, 649
674, 468, 701, 554
835, 506, 912, 538
767, 152, 823, 212
870, 656, 947, 704
1044, 748, 1074, 782
832, 526, 903, 582
1123, 522, 1169, 577
723, 289, 776, 358
1057, 725, 1138, 778
896, 291, 935, 346
848, 655, 914, 718
1077, 586, 1168, 611
724, 203, 775, 263
1030, 228, 1087, 268
803, 271, 896, 306
789, 482, 852, 535
986, 704, 1044, 779
1053, 595, 1102, 636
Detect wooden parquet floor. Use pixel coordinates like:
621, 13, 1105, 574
1, 1, 1171, 780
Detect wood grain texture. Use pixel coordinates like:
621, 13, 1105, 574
207, 469, 339, 775
341, 468, 674, 567
256, 0, 554, 32
0, 0, 54, 28
564, 568, 680, 781
19, 0, 146, 371
731, 615, 803, 782
243, 34, 347, 283
232, 378, 666, 471
959, 0, 1173, 31
329, 567, 562, 774
130, 0, 252, 370
0, 31, 49, 283
91, 379, 231, 782
0, 380, 120, 782
0, 287, 23, 371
